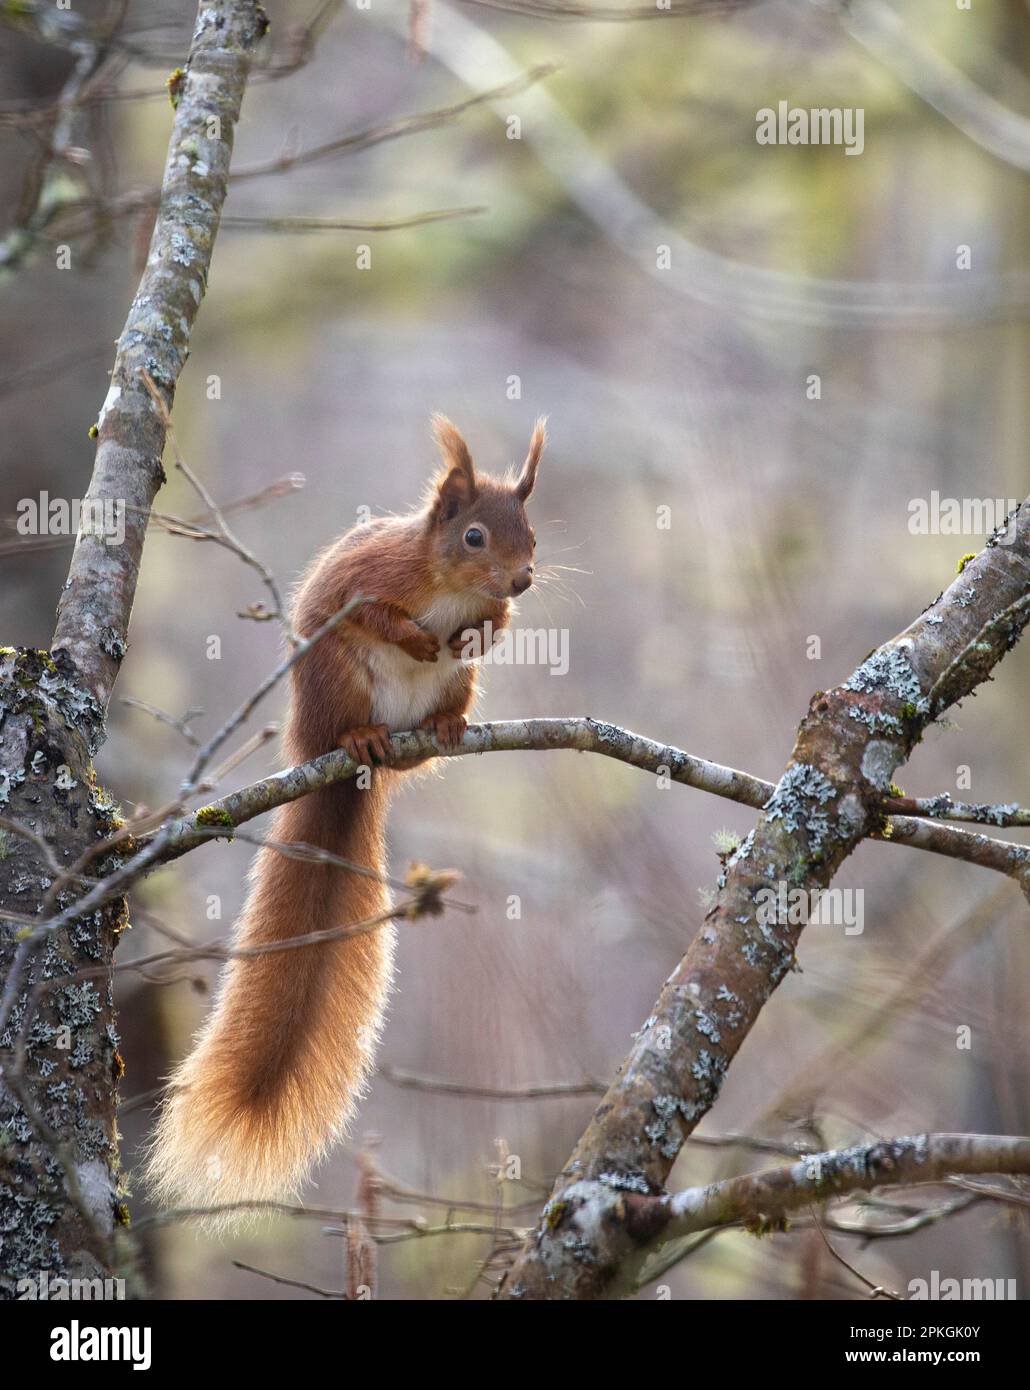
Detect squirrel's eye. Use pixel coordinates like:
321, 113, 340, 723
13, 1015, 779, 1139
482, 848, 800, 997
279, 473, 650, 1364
464, 527, 485, 549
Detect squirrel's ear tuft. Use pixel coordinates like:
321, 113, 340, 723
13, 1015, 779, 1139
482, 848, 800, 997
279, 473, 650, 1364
515, 417, 547, 501
430, 415, 477, 521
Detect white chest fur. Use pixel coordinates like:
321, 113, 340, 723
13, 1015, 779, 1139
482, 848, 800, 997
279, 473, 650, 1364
365, 594, 480, 731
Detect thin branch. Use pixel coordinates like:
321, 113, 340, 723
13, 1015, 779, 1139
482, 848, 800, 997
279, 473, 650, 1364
150, 717, 1030, 886
229, 64, 557, 182
0, 471, 304, 558
219, 208, 486, 234
656, 1134, 1030, 1243
459, 0, 756, 17
809, 1206, 902, 1300
0, 26, 105, 275
803, 1191, 981, 1241
180, 599, 360, 797
884, 793, 1030, 828
139, 370, 292, 639
379, 1065, 605, 1100
396, 1, 1030, 327
13, 65, 553, 246
232, 1261, 346, 1298
841, 0, 1030, 174
754, 884, 1010, 1126
119, 697, 203, 747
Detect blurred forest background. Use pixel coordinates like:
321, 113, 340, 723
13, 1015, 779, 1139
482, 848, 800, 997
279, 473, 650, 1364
2, 0, 1029, 1299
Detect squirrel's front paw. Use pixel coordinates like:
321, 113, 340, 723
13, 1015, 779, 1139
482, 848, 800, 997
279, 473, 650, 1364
338, 723, 392, 764
400, 629, 440, 663
448, 626, 481, 659
420, 712, 467, 748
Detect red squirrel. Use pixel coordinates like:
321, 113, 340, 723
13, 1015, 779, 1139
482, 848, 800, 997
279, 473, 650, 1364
146, 416, 546, 1217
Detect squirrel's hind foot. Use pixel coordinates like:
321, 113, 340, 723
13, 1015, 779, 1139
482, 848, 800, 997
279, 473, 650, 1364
338, 723, 392, 764
420, 712, 467, 748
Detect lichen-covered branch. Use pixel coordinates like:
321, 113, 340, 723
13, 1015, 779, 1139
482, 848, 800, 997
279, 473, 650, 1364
51, 1, 268, 709
151, 717, 1030, 886
664, 1131, 1030, 1236
532, 1133, 1030, 1296
883, 793, 1030, 827
497, 501, 1030, 1299
0, 1, 265, 1299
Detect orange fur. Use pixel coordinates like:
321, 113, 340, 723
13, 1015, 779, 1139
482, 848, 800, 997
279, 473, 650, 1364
146, 419, 545, 1220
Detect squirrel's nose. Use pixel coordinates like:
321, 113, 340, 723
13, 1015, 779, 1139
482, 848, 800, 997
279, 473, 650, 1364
511, 565, 533, 595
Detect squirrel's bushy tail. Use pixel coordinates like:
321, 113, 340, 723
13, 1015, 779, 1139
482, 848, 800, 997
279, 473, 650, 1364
145, 779, 393, 1223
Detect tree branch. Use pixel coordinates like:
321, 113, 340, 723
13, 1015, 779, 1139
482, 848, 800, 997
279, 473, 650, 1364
621, 1134, 1030, 1276
841, 0, 1030, 174
497, 500, 1030, 1298
150, 716, 1030, 886
50, 0, 268, 710
0, 0, 266, 1295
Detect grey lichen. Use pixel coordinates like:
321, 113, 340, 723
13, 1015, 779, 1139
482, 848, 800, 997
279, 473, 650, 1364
38, 663, 105, 755
847, 706, 903, 736
588, 719, 623, 748
98, 628, 127, 661
644, 1075, 722, 1159
169, 231, 195, 266
694, 1010, 722, 1045
860, 739, 899, 792
844, 647, 928, 713
764, 763, 839, 856
692, 1049, 714, 1081
598, 1169, 651, 1194
0, 768, 26, 807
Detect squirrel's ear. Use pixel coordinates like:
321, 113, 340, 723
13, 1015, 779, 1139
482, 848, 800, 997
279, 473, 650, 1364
515, 417, 547, 501
430, 415, 477, 521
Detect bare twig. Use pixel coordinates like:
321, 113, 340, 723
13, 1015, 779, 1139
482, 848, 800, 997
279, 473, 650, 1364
233, 1261, 346, 1298
808, 1206, 903, 1300
219, 208, 486, 234
230, 64, 557, 182
139, 371, 292, 641
379, 1065, 605, 1100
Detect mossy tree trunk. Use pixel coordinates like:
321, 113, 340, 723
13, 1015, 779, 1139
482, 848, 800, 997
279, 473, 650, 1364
0, 1, 266, 1298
